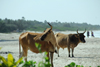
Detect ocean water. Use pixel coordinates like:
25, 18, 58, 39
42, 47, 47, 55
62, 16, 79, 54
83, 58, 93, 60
84, 30, 100, 38
93, 31, 100, 38
55, 30, 100, 38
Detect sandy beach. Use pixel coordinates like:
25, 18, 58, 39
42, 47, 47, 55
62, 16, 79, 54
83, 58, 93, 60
0, 32, 100, 67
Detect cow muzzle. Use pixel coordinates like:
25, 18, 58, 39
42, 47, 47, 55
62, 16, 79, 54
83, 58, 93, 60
82, 40, 86, 43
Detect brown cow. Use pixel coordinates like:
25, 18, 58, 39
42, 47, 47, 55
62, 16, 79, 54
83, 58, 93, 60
55, 29, 86, 57
19, 23, 58, 67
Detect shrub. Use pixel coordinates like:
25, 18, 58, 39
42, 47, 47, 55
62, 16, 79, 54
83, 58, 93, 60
21, 61, 36, 67
0, 54, 23, 67
65, 62, 100, 67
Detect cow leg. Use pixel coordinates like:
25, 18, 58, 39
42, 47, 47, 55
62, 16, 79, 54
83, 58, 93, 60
57, 48, 60, 57
22, 47, 28, 61
68, 46, 70, 57
50, 52, 54, 67
72, 48, 74, 57
56, 44, 60, 57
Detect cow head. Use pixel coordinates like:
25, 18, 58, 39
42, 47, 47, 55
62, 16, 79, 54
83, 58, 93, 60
76, 29, 86, 43
40, 23, 58, 53
40, 23, 54, 41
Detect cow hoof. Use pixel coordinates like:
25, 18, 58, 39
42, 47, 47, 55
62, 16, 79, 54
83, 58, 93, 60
72, 55, 74, 57
68, 55, 70, 57
58, 55, 60, 57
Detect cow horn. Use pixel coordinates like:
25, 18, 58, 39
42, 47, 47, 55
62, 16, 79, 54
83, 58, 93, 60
83, 29, 86, 34
48, 23, 52, 30
77, 29, 79, 34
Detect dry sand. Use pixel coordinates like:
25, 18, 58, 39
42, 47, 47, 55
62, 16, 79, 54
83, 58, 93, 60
0, 33, 100, 67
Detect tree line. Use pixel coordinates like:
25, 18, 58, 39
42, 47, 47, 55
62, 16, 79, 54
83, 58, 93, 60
0, 17, 100, 33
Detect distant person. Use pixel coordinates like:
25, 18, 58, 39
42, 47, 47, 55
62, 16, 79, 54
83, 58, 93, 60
91, 31, 94, 37
87, 31, 89, 37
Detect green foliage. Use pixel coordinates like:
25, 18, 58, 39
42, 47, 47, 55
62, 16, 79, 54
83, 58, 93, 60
65, 62, 100, 67
35, 43, 41, 52
0, 53, 100, 67
65, 62, 75, 67
22, 61, 36, 67
0, 54, 23, 67
0, 18, 100, 33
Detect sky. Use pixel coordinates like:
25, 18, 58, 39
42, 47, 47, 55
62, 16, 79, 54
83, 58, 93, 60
0, 0, 100, 25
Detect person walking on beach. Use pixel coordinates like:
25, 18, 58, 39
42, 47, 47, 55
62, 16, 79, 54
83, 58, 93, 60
87, 31, 89, 37
91, 31, 94, 37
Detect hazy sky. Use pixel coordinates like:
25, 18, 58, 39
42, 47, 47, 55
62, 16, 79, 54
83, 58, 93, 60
0, 0, 100, 25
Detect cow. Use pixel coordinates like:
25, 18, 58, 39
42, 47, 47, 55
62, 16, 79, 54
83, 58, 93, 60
55, 29, 86, 57
19, 23, 58, 67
